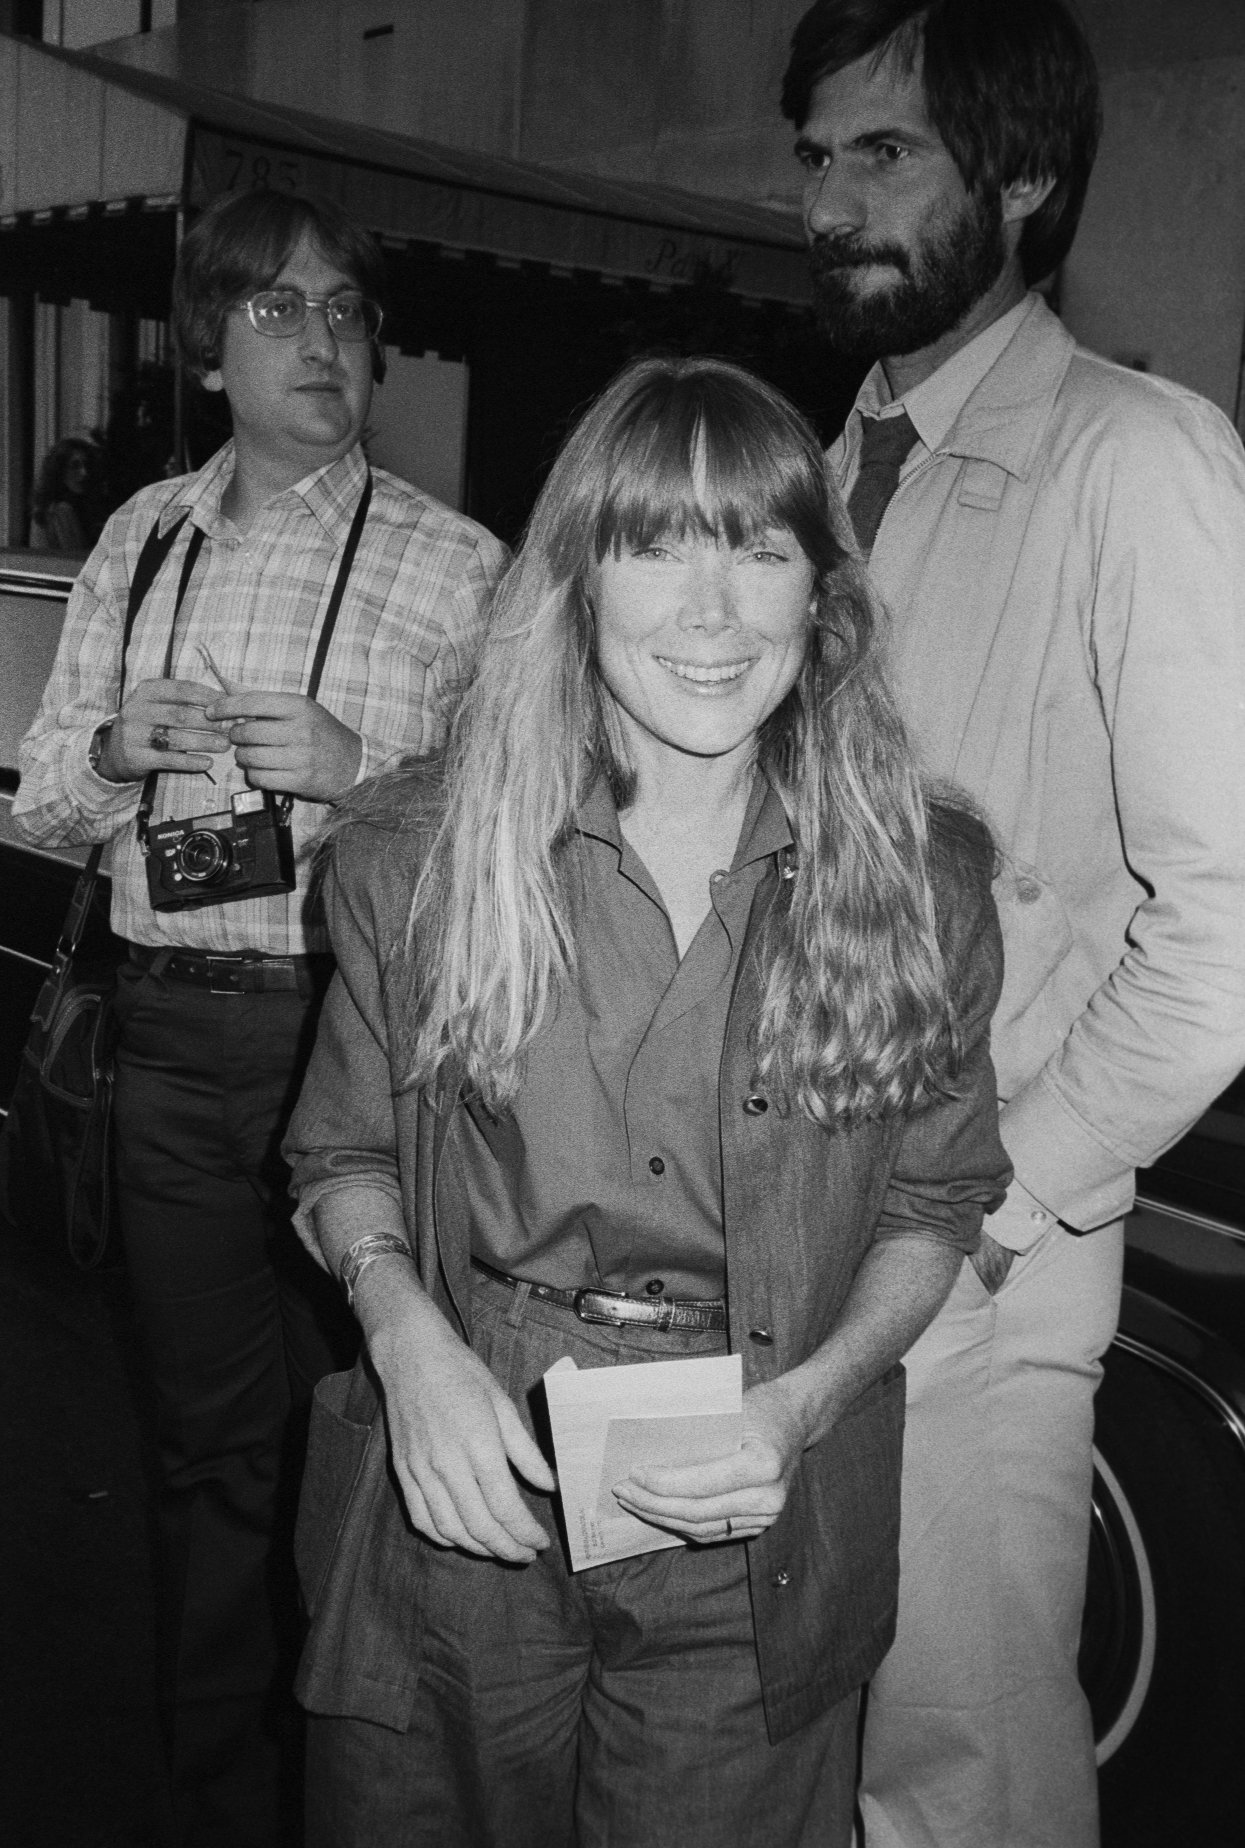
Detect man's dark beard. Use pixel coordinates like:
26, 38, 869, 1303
808, 191, 1007, 359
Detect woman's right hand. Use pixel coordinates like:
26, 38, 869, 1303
96, 677, 229, 783
361, 1271, 556, 1564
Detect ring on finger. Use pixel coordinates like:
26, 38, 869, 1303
150, 724, 172, 752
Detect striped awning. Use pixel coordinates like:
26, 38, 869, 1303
0, 32, 809, 304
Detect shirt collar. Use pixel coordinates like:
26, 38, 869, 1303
731, 769, 793, 870
156, 441, 234, 537
577, 773, 624, 850
849, 293, 1039, 472
576, 766, 793, 870
157, 439, 370, 542
296, 442, 370, 538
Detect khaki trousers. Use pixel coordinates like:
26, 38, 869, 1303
859, 1222, 1124, 1848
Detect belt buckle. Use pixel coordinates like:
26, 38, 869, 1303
207, 958, 246, 995
572, 1285, 633, 1327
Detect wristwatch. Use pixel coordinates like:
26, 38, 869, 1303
87, 721, 114, 777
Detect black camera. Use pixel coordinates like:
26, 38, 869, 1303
144, 789, 296, 911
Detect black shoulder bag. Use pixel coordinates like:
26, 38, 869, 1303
0, 511, 189, 1266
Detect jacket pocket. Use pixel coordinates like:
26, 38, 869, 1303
991, 863, 1074, 1094
295, 1366, 376, 1619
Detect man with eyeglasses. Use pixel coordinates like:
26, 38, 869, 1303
15, 187, 506, 1847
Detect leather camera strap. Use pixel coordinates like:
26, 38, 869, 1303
305, 467, 372, 704
132, 467, 373, 849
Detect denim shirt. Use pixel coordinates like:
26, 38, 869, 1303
285, 769, 1010, 1741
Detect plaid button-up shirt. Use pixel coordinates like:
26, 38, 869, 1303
14, 441, 507, 954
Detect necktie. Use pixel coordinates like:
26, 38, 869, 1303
846, 410, 918, 555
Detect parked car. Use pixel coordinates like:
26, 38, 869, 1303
1, 552, 90, 1107
1084, 1076, 1245, 1844
2, 553, 1243, 1846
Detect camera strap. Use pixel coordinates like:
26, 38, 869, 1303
70, 506, 195, 897
133, 466, 373, 851
117, 506, 196, 709
305, 467, 373, 705
133, 523, 207, 850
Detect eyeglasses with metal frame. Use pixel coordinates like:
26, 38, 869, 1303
237, 289, 384, 342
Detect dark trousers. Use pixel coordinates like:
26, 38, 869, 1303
113, 956, 357, 1848
306, 1271, 859, 1848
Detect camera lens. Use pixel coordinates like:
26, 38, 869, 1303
177, 830, 232, 884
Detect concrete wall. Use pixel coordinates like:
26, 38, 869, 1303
367, 349, 467, 512
1063, 54, 1245, 415
103, 0, 805, 208
43, 0, 176, 48
1062, 1, 1245, 418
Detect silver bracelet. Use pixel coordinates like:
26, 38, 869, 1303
338, 1230, 415, 1311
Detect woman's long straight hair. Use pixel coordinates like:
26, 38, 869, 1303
387, 355, 975, 1123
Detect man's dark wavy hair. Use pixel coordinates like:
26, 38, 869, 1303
173, 188, 389, 384
781, 0, 1102, 284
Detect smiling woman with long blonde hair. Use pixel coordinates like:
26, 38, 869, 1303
286, 355, 1011, 1848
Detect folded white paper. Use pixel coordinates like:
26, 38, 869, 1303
544, 1352, 743, 1571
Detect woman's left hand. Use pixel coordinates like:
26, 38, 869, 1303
610, 1377, 810, 1544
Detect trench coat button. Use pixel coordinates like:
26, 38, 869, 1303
1016, 878, 1042, 903
748, 1327, 774, 1346
646, 1278, 666, 1296
648, 1156, 665, 1175
771, 1569, 792, 1588
742, 1094, 768, 1116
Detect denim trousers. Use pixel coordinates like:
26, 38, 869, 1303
112, 956, 357, 1847
305, 1269, 859, 1848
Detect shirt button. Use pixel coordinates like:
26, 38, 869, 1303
645, 1279, 666, 1296
742, 1094, 768, 1116
749, 1327, 774, 1346
771, 1570, 792, 1588
649, 1156, 665, 1176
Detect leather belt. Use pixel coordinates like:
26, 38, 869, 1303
126, 941, 334, 997
471, 1258, 728, 1332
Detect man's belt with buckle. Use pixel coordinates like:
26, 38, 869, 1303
126, 942, 333, 995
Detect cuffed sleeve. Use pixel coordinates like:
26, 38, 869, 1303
874, 862, 1012, 1252
981, 1175, 1058, 1255
282, 819, 408, 1267
13, 514, 149, 847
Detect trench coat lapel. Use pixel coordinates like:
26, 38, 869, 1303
882, 300, 1076, 794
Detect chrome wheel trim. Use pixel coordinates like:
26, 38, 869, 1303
1090, 1444, 1158, 1765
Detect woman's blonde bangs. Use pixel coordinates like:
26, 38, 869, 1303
589, 366, 839, 575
